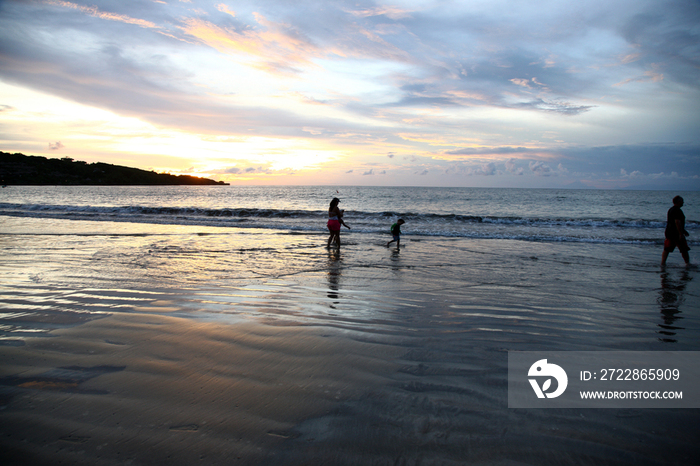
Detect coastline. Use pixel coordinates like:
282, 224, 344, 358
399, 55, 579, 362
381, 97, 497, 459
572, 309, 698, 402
0, 151, 229, 185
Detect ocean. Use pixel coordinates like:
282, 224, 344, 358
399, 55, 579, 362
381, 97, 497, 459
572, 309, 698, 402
2, 186, 698, 245
1, 185, 699, 465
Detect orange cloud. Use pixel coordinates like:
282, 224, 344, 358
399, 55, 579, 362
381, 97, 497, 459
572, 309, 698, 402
180, 15, 320, 73
614, 64, 664, 87
510, 78, 531, 88
216, 3, 236, 18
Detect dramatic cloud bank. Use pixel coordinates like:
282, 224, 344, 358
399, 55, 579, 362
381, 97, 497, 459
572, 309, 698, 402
0, 0, 698, 188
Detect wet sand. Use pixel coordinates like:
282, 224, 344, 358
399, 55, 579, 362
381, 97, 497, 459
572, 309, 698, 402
1, 309, 403, 465
1, 218, 699, 465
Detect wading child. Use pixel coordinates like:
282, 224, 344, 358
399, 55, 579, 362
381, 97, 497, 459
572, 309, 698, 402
387, 219, 405, 248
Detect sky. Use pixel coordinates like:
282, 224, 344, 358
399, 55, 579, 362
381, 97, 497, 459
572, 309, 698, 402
1, 0, 699, 189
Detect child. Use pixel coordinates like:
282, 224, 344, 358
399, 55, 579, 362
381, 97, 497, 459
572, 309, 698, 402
387, 219, 405, 248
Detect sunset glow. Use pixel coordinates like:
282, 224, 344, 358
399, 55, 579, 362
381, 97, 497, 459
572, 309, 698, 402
1, 0, 698, 189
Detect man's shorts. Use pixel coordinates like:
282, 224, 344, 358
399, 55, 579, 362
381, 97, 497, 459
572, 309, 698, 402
664, 236, 690, 253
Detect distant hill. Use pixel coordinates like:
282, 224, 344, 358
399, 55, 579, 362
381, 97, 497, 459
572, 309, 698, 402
0, 151, 229, 185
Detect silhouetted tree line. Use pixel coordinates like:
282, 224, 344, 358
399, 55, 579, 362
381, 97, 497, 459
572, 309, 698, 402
0, 151, 228, 185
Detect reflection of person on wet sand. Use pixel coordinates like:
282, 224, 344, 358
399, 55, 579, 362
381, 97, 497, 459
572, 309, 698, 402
327, 250, 341, 306
661, 195, 690, 266
327, 197, 350, 248
657, 270, 691, 343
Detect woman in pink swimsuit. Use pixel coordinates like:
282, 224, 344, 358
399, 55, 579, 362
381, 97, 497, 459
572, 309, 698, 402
327, 197, 349, 247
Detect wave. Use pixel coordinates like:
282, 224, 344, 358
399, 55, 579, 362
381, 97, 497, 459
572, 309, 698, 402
2, 202, 693, 227
414, 212, 682, 229
0, 203, 316, 219
0, 202, 696, 246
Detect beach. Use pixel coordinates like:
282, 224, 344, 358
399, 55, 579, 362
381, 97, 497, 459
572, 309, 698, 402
1, 187, 699, 465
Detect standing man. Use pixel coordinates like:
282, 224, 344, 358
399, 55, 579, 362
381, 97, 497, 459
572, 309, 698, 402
661, 195, 690, 266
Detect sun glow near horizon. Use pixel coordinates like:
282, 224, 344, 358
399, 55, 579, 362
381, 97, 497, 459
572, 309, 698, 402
0, 81, 358, 180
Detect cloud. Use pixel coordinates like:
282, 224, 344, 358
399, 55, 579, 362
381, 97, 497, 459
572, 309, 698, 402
0, 0, 698, 189
48, 141, 65, 150
217, 4, 236, 18
505, 158, 524, 175
510, 78, 531, 88
614, 64, 665, 87
617, 7, 700, 88
179, 15, 320, 75
218, 166, 279, 176
511, 98, 594, 116
475, 162, 496, 176
525, 161, 566, 178
446, 146, 536, 156
448, 162, 499, 176
303, 127, 325, 135
620, 168, 643, 178
346, 6, 413, 20
44, 1, 159, 30
529, 161, 556, 176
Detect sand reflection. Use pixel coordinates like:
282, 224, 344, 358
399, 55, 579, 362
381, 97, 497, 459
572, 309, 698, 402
657, 269, 691, 343
327, 249, 342, 308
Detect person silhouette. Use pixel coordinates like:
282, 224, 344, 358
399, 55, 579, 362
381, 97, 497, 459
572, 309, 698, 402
386, 219, 405, 249
327, 197, 350, 248
661, 196, 690, 266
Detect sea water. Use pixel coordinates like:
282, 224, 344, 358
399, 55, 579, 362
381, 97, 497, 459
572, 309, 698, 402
1, 185, 698, 244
